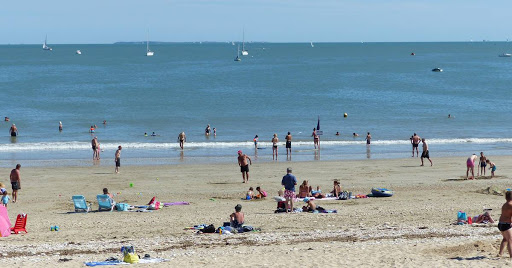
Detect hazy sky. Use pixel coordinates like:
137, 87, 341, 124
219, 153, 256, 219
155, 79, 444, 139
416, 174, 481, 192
1, 0, 509, 44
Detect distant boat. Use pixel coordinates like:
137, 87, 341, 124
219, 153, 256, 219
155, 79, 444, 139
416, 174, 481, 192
241, 29, 248, 56
499, 53, 511, 57
43, 35, 52, 51
234, 45, 241, 61
146, 30, 154, 57
310, 41, 314, 48
432, 68, 443, 72
76, 50, 82, 55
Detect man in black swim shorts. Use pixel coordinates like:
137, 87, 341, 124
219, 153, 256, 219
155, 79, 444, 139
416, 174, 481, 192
285, 132, 292, 157
10, 164, 21, 203
498, 191, 512, 257
237, 150, 252, 183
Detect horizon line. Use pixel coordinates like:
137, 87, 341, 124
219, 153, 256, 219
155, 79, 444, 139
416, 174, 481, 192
0, 40, 506, 45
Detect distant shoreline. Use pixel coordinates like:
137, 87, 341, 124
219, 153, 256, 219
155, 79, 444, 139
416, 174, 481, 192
0, 41, 509, 45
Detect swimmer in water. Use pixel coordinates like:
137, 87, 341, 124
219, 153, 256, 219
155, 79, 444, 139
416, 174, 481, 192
151, 132, 156, 136
144, 132, 148, 137
335, 132, 340, 136
59, 121, 63, 131
353, 133, 359, 137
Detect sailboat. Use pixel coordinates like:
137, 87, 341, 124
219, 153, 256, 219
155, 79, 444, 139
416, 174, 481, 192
146, 30, 154, 57
43, 35, 52, 51
76, 50, 82, 55
310, 41, 314, 48
241, 29, 249, 56
234, 45, 241, 61
316, 116, 323, 136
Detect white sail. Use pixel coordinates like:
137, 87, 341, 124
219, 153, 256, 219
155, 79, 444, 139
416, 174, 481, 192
43, 35, 52, 51
241, 28, 248, 56
146, 29, 154, 56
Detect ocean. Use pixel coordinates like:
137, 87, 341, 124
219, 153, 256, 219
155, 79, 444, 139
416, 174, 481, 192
0, 42, 511, 166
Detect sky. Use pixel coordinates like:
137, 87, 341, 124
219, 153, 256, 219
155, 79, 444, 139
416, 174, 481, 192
0, 0, 510, 44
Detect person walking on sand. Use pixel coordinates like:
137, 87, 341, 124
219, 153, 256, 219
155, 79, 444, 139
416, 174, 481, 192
178, 132, 186, 149
466, 154, 478, 180
281, 167, 297, 213
420, 138, 433, 166
312, 128, 319, 149
498, 191, 512, 258
10, 164, 21, 203
365, 132, 372, 145
9, 124, 18, 137
115, 146, 122, 174
478, 152, 487, 176
272, 134, 279, 160
237, 150, 252, 183
285, 132, 292, 156
411, 133, 421, 157
92, 137, 99, 160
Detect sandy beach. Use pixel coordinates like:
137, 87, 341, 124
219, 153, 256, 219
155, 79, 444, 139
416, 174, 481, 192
0, 155, 511, 267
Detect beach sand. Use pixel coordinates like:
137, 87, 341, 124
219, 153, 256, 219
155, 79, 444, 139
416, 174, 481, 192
0, 156, 511, 267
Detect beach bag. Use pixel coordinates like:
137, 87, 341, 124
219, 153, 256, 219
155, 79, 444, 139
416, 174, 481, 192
457, 211, 467, 224
121, 246, 139, 264
116, 203, 129, 211
202, 224, 216, 233
339, 191, 348, 200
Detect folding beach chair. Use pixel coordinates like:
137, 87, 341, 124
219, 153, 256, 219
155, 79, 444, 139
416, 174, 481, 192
97, 194, 115, 212
11, 214, 27, 234
72, 195, 91, 213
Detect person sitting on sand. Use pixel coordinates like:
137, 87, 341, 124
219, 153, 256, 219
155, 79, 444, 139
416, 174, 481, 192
302, 197, 325, 212
246, 187, 254, 200
298, 180, 312, 198
331, 180, 342, 198
311, 186, 326, 199
474, 211, 495, 224
486, 159, 497, 178
254, 186, 267, 199
103, 188, 114, 200
230, 204, 244, 228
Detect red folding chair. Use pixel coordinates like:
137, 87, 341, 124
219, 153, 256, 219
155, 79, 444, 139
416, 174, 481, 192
11, 214, 27, 234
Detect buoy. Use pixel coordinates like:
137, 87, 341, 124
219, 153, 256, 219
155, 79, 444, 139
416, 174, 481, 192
344, 113, 348, 118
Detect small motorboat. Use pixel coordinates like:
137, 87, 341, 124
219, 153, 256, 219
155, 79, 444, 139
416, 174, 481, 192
432, 68, 443, 72
499, 53, 511, 57
76, 50, 82, 55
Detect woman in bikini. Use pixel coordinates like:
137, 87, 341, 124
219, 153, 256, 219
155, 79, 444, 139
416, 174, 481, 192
298, 180, 312, 198
272, 134, 279, 161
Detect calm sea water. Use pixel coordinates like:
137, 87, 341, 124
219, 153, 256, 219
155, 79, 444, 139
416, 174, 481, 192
0, 42, 511, 166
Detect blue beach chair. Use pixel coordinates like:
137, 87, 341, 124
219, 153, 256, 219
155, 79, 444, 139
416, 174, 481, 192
72, 195, 91, 213
97, 194, 115, 212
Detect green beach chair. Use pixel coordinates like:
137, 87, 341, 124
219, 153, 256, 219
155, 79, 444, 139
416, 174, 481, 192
72, 195, 91, 213
97, 194, 115, 212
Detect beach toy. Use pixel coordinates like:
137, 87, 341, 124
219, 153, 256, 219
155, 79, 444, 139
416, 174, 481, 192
130, 183, 133, 187
371, 188, 393, 197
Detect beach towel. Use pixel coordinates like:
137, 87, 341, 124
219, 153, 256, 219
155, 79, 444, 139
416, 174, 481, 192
85, 260, 127, 266
163, 202, 189, 206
